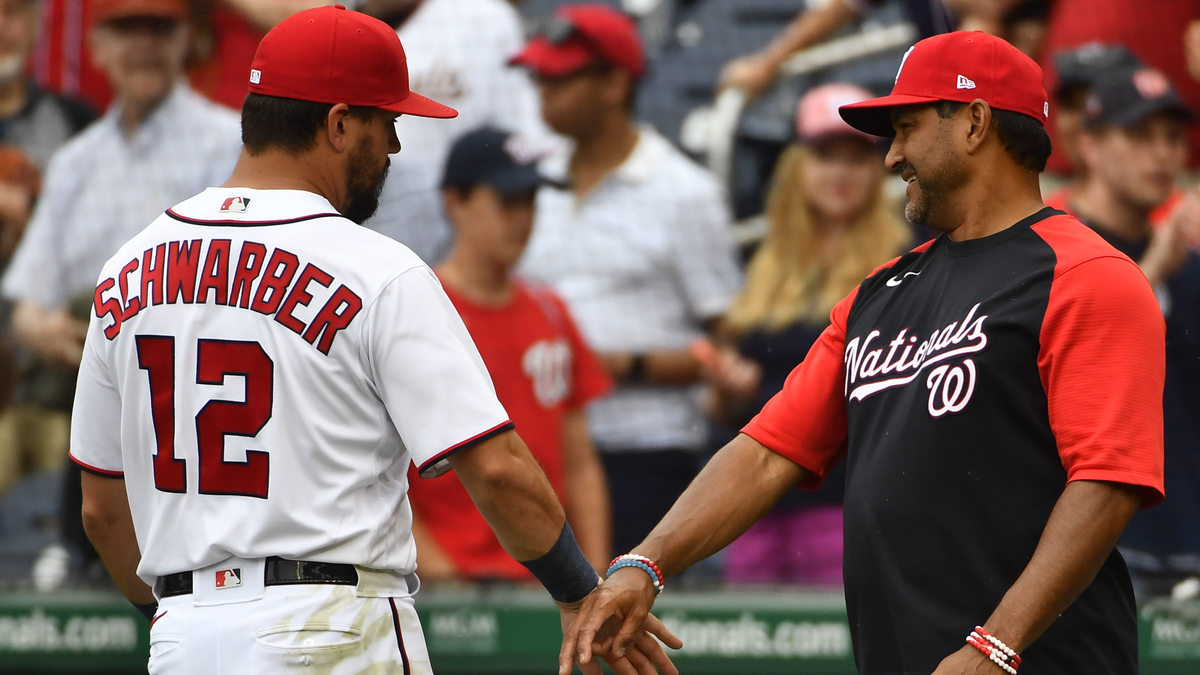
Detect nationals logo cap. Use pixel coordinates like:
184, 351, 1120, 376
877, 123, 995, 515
840, 31, 1048, 138
248, 5, 457, 119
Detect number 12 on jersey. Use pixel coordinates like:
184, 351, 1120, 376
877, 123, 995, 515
136, 335, 274, 498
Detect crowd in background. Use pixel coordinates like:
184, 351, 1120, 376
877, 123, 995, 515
0, 0, 1197, 606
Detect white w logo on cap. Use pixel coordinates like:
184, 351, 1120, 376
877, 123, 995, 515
957, 75, 977, 90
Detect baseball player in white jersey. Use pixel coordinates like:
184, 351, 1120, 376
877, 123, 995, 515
69, 6, 679, 675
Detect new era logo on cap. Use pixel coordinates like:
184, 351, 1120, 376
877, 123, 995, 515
215, 568, 242, 589
957, 75, 977, 90
221, 197, 251, 213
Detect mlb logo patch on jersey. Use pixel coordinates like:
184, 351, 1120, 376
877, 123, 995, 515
215, 568, 243, 589
220, 197, 251, 213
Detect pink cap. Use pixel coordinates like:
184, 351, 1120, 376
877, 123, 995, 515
797, 83, 876, 143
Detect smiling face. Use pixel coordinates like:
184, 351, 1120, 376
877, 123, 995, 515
1080, 112, 1188, 212
886, 104, 969, 229
90, 17, 189, 108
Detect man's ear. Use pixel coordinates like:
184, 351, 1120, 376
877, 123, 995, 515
963, 99, 992, 155
325, 103, 354, 153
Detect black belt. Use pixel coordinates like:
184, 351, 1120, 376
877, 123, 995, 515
158, 557, 359, 598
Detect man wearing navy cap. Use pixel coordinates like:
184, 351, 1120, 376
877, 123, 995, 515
563, 31, 1165, 675
71, 7, 679, 675
1072, 66, 1200, 602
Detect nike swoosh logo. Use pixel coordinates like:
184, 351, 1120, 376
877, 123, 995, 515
886, 271, 921, 287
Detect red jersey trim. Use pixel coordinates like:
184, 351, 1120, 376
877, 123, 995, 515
416, 421, 515, 479
165, 210, 342, 227
70, 452, 124, 478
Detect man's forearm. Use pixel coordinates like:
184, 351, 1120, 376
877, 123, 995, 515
982, 480, 1142, 652
219, 0, 330, 32
762, 0, 860, 66
633, 434, 807, 576
448, 430, 567, 561
80, 473, 154, 605
603, 349, 704, 385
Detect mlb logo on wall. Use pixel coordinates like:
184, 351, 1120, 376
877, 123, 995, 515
215, 568, 243, 589
221, 197, 251, 213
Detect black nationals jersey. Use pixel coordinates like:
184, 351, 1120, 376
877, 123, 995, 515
743, 208, 1165, 675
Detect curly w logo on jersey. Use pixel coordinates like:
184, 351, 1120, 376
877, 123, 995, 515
843, 303, 988, 417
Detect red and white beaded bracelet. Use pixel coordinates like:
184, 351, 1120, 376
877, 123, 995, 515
966, 626, 1021, 674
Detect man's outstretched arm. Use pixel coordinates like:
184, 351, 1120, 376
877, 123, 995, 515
931, 479, 1141, 675
559, 433, 808, 674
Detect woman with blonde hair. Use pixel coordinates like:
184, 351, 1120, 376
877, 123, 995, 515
695, 82, 912, 585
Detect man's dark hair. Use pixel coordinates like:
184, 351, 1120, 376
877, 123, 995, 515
241, 93, 376, 155
935, 100, 1052, 173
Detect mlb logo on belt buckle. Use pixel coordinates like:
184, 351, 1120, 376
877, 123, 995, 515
220, 197, 251, 213
215, 568, 243, 589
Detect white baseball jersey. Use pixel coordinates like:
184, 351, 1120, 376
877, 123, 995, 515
69, 187, 511, 591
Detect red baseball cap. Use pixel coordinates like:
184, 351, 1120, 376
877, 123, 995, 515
91, 0, 187, 25
249, 5, 456, 119
510, 4, 645, 78
839, 31, 1048, 137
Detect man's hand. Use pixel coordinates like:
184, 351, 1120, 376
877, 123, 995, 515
930, 644, 999, 675
12, 302, 87, 367
1141, 193, 1196, 287
718, 53, 781, 99
559, 567, 682, 675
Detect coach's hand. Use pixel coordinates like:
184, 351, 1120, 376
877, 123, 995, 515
929, 644, 997, 675
559, 567, 682, 675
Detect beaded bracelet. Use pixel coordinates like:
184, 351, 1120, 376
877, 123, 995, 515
965, 626, 1020, 675
606, 554, 664, 596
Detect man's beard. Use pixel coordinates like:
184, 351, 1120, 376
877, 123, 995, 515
899, 151, 965, 229
343, 139, 390, 225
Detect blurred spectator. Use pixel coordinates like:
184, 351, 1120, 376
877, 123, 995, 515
408, 127, 612, 581
1039, 0, 1200, 172
693, 84, 910, 585
188, 1, 328, 109
0, 147, 40, 496
1044, 44, 1189, 241
718, 0, 957, 101
2, 0, 241, 589
361, 0, 554, 263
1069, 67, 1200, 600
0, 0, 96, 169
515, 5, 743, 558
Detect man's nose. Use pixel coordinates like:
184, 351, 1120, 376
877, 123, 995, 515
884, 140, 905, 172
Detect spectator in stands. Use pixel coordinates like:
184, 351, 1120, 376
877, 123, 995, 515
0, 0, 96, 504
0, 147, 41, 496
514, 5, 743, 558
693, 83, 910, 586
1070, 66, 1200, 600
360, 0, 554, 263
407, 127, 612, 581
0, 0, 97, 168
32, 0, 115, 113
2, 0, 241, 589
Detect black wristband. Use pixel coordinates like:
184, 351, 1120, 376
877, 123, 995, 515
520, 521, 599, 604
133, 601, 158, 622
626, 354, 646, 383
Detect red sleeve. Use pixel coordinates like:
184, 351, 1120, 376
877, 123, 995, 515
1038, 256, 1165, 507
740, 288, 857, 491
557, 294, 613, 409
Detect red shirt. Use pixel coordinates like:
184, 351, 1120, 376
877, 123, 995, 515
407, 280, 612, 580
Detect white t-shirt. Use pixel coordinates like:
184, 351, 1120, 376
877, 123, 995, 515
364, 0, 556, 262
70, 188, 511, 589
